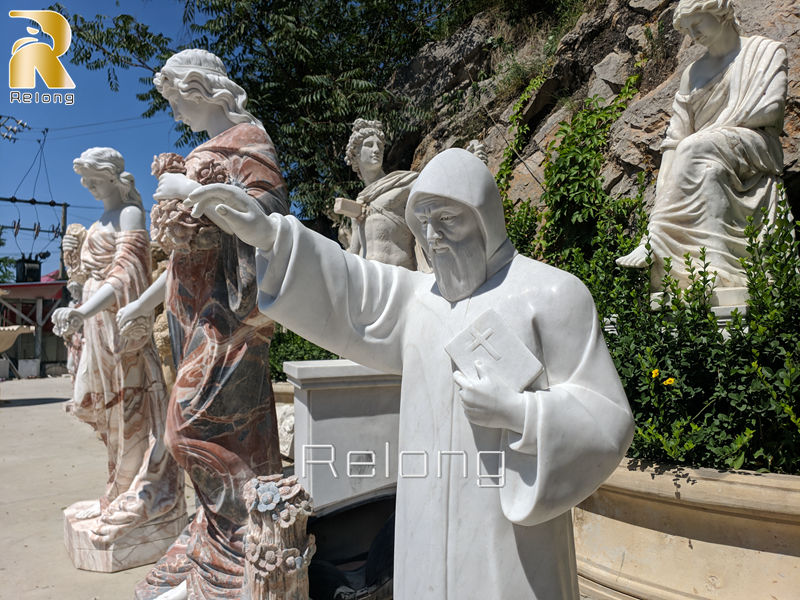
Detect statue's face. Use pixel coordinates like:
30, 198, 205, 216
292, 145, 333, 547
358, 134, 384, 172
168, 94, 211, 133
413, 195, 487, 302
81, 173, 117, 201
682, 11, 724, 47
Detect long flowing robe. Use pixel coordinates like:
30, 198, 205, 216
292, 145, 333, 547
254, 211, 634, 599
646, 35, 787, 289
70, 224, 180, 531
136, 122, 288, 599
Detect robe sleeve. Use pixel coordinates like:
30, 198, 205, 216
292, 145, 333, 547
499, 275, 634, 526
661, 92, 692, 151
256, 214, 412, 375
225, 136, 289, 217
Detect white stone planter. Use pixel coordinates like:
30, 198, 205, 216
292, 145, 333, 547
574, 459, 800, 599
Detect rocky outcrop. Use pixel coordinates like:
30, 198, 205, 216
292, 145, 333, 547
393, 0, 800, 216
385, 16, 493, 171
607, 0, 800, 209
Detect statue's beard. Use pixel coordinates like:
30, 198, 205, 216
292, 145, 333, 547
430, 242, 486, 302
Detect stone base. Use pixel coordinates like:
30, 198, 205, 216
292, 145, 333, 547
64, 500, 187, 573
650, 286, 749, 310
574, 459, 800, 600
711, 286, 748, 306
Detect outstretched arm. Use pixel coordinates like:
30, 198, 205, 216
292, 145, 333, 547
185, 183, 278, 250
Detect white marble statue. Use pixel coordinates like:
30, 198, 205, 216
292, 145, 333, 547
617, 0, 788, 304
335, 118, 422, 270
51, 147, 184, 571
185, 148, 635, 600
465, 138, 488, 164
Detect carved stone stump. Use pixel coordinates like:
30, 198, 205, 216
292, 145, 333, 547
242, 475, 316, 600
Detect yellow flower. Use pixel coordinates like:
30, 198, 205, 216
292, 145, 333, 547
651, 369, 659, 379
663, 377, 676, 386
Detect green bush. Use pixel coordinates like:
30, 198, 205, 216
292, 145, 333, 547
507, 74, 800, 474
269, 327, 338, 382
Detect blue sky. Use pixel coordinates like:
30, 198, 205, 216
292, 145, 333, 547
1, 0, 194, 275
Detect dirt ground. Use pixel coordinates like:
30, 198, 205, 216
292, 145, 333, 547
0, 377, 193, 600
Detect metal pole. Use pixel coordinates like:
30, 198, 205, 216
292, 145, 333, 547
34, 297, 42, 363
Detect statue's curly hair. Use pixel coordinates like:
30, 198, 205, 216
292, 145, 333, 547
73, 147, 142, 207
344, 118, 386, 181
673, 0, 742, 35
154, 48, 262, 130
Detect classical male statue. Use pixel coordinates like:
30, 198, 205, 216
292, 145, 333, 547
186, 148, 634, 599
115, 49, 288, 600
335, 119, 422, 270
617, 0, 788, 303
52, 147, 185, 568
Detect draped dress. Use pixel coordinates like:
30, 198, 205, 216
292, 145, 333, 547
646, 36, 787, 289
69, 224, 181, 534
348, 170, 421, 270
136, 122, 288, 599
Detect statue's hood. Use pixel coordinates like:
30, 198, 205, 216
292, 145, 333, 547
406, 148, 512, 269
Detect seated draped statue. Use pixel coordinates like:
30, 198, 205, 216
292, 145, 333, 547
616, 0, 788, 304
51, 147, 184, 561
335, 118, 423, 270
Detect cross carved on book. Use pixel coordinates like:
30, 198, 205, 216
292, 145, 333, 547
468, 326, 501, 360
445, 309, 546, 393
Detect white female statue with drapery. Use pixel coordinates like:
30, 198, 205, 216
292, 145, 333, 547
616, 0, 789, 305
52, 147, 185, 570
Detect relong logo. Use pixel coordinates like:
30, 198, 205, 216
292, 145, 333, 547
9, 10, 75, 89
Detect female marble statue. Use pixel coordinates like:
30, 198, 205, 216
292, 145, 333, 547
116, 49, 288, 600
52, 148, 183, 546
338, 119, 422, 270
617, 0, 788, 301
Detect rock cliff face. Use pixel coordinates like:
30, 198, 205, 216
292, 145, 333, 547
390, 0, 800, 216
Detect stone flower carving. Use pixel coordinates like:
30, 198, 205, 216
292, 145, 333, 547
151, 152, 186, 177
191, 157, 229, 185
243, 475, 315, 599
150, 152, 222, 253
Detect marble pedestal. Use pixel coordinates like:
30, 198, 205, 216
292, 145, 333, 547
284, 359, 401, 515
64, 500, 188, 572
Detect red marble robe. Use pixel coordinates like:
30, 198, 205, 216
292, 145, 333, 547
136, 123, 288, 599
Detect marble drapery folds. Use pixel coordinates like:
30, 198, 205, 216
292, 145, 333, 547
347, 170, 421, 270
69, 225, 183, 538
135, 122, 287, 599
645, 35, 788, 290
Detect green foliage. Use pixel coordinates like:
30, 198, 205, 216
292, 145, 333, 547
538, 73, 640, 263
0, 232, 16, 282
609, 201, 800, 474
269, 326, 337, 382
515, 71, 800, 473
496, 74, 546, 256
643, 19, 669, 65
52, 1, 450, 219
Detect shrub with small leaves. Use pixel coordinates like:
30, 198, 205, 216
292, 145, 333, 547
508, 70, 800, 473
